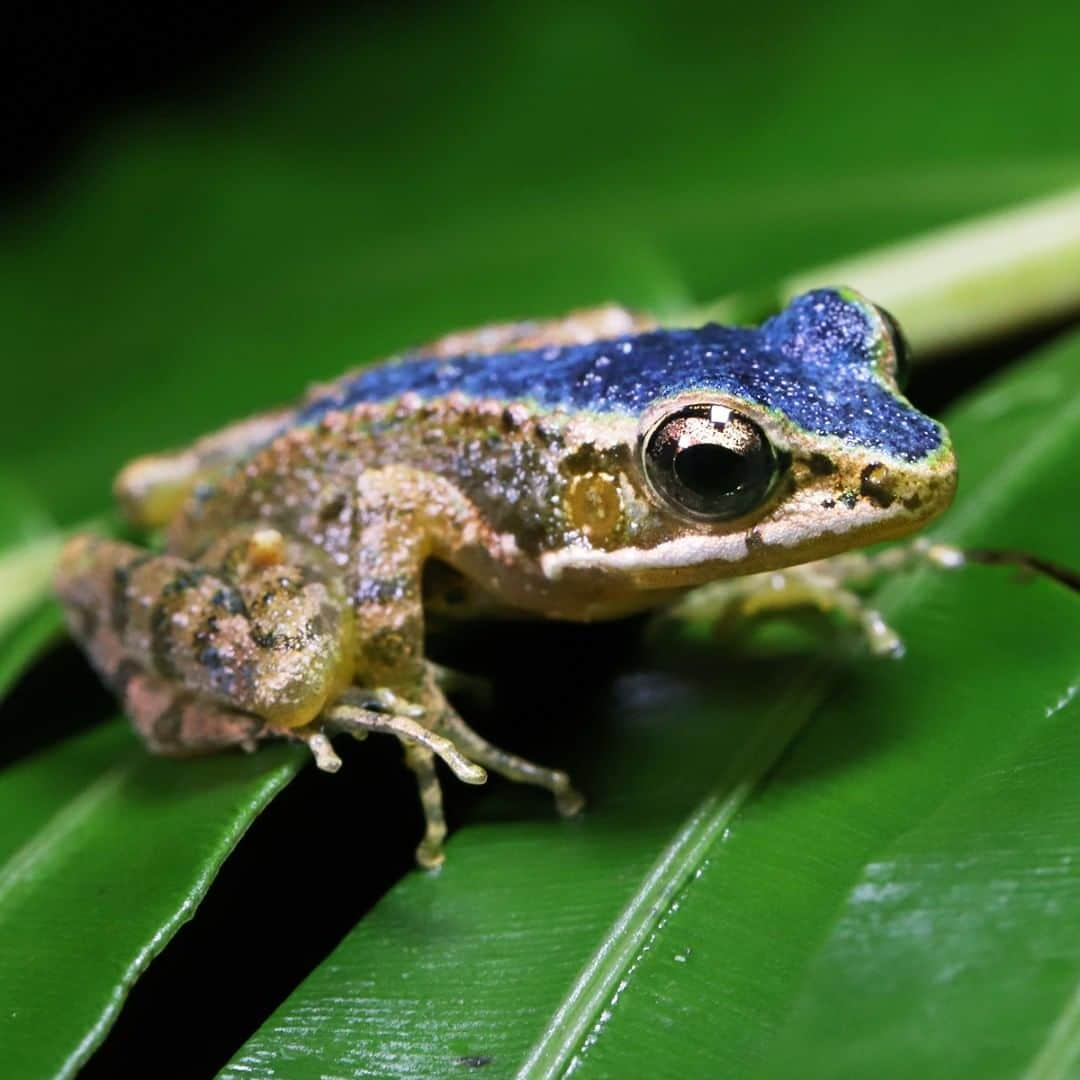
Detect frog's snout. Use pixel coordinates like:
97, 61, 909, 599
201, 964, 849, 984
867, 435, 958, 535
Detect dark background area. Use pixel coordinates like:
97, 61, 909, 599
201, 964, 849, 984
5, 4, 346, 205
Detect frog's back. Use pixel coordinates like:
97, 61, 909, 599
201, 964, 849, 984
115, 289, 944, 530
112, 303, 649, 529
290, 328, 719, 424
292, 290, 943, 462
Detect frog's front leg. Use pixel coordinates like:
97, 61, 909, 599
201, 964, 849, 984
343, 465, 584, 867
666, 537, 967, 658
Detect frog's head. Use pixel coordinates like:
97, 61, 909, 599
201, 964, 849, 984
542, 288, 956, 594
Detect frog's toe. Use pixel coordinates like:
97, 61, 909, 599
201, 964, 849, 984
403, 743, 449, 871
306, 684, 582, 866
552, 772, 586, 818
302, 730, 343, 773
344, 686, 425, 719
861, 610, 905, 659
321, 692, 488, 785
437, 709, 585, 818
415, 839, 446, 872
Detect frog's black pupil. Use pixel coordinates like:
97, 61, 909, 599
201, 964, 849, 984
674, 443, 748, 498
641, 405, 779, 522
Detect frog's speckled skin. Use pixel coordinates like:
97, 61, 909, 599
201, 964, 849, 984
300, 289, 942, 462
55, 289, 957, 867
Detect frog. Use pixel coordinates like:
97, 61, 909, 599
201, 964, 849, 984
54, 287, 958, 868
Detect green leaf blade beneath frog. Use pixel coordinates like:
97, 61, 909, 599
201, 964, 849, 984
54, 288, 956, 868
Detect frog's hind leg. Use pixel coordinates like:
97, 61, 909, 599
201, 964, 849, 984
55, 529, 354, 749
113, 666, 265, 756
54, 538, 266, 754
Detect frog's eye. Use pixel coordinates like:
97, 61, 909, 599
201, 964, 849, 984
641, 404, 779, 522
875, 305, 912, 389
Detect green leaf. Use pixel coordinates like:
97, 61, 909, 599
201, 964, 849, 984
224, 325, 1080, 1072
756, 694, 1080, 1079
0, 725, 303, 1078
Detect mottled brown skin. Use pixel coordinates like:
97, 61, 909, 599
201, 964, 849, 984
55, 302, 957, 868
56, 307, 659, 868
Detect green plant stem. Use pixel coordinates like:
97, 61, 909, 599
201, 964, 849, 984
680, 187, 1080, 358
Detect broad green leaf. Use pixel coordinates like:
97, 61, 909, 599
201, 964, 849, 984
224, 319, 1080, 1072
756, 693, 1080, 1079
0, 725, 303, 1078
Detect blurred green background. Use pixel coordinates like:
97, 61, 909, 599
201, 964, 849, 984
4, 0, 1080, 525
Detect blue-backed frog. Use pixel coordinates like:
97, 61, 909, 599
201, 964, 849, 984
55, 288, 958, 867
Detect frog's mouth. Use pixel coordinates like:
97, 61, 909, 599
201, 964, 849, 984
541, 448, 958, 589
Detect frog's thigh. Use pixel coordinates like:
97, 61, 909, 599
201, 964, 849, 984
55, 537, 264, 753
56, 531, 353, 737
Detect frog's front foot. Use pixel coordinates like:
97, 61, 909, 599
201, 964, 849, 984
667, 563, 906, 659
302, 679, 583, 869
320, 689, 488, 786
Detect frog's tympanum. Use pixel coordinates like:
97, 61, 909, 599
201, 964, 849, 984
56, 288, 957, 867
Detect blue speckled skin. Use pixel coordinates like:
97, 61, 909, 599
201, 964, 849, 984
296, 289, 943, 463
